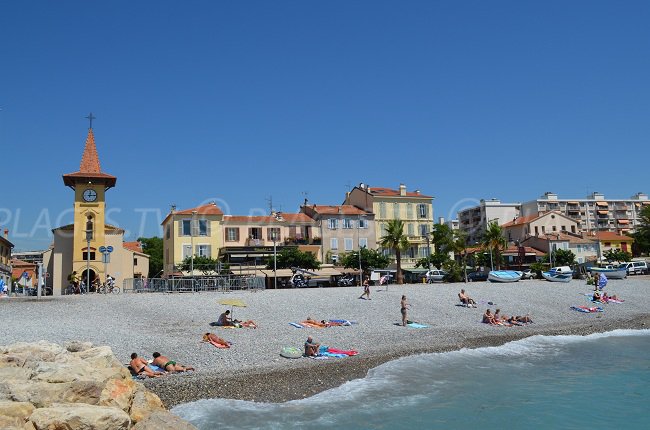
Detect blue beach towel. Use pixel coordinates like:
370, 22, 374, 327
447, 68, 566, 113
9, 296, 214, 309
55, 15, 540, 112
289, 322, 303, 328
407, 322, 429, 328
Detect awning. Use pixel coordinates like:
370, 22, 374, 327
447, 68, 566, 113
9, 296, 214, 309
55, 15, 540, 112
261, 269, 294, 277
597, 210, 608, 215
567, 201, 579, 204
315, 268, 343, 277
403, 268, 429, 273
229, 269, 265, 276
617, 219, 629, 224
595, 202, 608, 207
339, 268, 361, 274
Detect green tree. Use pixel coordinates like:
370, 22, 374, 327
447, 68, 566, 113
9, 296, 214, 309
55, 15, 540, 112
379, 219, 410, 284
451, 230, 469, 282
632, 206, 650, 254
603, 248, 632, 263
180, 255, 219, 276
415, 252, 450, 270
266, 247, 321, 271
551, 248, 576, 266
430, 224, 454, 255
482, 221, 507, 270
138, 237, 163, 278
338, 247, 390, 276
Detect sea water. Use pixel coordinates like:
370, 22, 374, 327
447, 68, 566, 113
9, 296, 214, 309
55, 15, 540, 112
172, 330, 650, 430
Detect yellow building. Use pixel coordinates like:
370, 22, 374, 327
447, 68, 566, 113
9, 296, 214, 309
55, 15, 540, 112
594, 231, 635, 256
0, 229, 13, 289
345, 183, 434, 268
161, 203, 224, 276
43, 126, 149, 294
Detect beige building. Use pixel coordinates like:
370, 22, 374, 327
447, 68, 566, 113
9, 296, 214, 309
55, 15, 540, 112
345, 183, 434, 268
520, 192, 649, 235
0, 229, 13, 289
458, 198, 521, 245
43, 126, 149, 294
301, 204, 375, 264
521, 233, 599, 265
501, 211, 579, 244
161, 202, 224, 276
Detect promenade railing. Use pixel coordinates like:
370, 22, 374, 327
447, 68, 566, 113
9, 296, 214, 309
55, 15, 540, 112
122, 276, 265, 294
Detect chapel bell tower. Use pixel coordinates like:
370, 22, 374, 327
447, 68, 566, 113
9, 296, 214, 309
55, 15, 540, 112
62, 114, 117, 284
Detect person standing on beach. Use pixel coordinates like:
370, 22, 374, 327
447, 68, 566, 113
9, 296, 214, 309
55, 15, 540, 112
401, 295, 411, 326
359, 277, 371, 300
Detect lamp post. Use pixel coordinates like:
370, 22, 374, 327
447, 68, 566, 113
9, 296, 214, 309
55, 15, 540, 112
424, 235, 432, 270
85, 216, 93, 294
190, 211, 197, 287
357, 214, 365, 285
272, 230, 278, 289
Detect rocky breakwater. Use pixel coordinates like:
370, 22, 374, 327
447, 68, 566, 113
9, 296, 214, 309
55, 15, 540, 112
0, 340, 196, 430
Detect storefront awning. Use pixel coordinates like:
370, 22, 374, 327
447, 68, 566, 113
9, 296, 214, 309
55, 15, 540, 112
315, 268, 343, 277
260, 269, 294, 278
403, 268, 429, 273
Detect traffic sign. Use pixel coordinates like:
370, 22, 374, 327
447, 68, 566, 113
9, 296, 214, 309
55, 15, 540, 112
106, 246, 114, 253
22, 271, 29, 279
99, 246, 107, 253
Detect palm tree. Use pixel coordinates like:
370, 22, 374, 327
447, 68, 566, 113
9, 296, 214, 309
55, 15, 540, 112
379, 219, 410, 284
451, 230, 469, 282
482, 221, 507, 270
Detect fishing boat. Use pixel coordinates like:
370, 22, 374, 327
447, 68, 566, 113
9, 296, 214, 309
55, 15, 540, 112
487, 270, 522, 283
542, 268, 573, 283
588, 266, 627, 279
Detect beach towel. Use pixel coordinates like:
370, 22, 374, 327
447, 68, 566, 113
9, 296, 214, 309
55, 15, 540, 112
571, 305, 604, 313
328, 319, 354, 326
289, 322, 303, 328
406, 322, 429, 328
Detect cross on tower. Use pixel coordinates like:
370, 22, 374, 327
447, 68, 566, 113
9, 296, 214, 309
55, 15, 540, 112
85, 112, 96, 129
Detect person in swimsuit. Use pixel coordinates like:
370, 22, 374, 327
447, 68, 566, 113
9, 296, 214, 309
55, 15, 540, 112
217, 310, 236, 326
203, 332, 231, 348
152, 352, 195, 372
458, 289, 477, 307
304, 336, 320, 357
129, 353, 164, 377
482, 309, 497, 325
400, 295, 410, 326
359, 277, 371, 300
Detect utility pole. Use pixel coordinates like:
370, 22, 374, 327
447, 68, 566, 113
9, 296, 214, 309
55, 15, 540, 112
86, 216, 93, 294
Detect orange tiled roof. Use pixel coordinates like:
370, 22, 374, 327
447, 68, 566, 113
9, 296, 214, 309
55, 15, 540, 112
309, 205, 369, 215
367, 187, 432, 198
122, 241, 143, 253
501, 214, 540, 228
526, 233, 596, 244
63, 129, 116, 188
594, 231, 633, 241
223, 213, 315, 224
174, 203, 224, 216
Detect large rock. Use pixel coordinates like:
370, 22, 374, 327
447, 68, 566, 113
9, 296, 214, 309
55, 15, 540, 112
5, 341, 67, 362
129, 386, 165, 423
29, 403, 131, 430
99, 378, 137, 412
132, 411, 198, 430
6, 380, 104, 407
0, 400, 36, 420
64, 341, 93, 353
0, 415, 24, 429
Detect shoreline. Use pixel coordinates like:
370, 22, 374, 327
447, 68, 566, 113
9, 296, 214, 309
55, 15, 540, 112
149, 314, 649, 408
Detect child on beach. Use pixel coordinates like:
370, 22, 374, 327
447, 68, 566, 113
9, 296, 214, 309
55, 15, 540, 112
359, 277, 371, 300
401, 295, 411, 326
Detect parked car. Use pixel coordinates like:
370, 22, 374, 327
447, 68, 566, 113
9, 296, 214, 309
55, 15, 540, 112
618, 261, 648, 275
521, 269, 536, 280
467, 271, 489, 282
425, 269, 448, 283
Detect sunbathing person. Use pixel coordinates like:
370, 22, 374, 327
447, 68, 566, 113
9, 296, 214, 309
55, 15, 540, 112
304, 336, 320, 357
152, 352, 195, 372
458, 289, 477, 307
203, 332, 231, 348
592, 290, 602, 302
514, 315, 533, 323
302, 317, 329, 328
129, 353, 164, 377
601, 292, 621, 302
482, 309, 497, 325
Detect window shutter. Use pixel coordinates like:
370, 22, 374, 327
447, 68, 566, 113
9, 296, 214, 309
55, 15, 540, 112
206, 245, 212, 258
178, 220, 182, 236
206, 221, 211, 237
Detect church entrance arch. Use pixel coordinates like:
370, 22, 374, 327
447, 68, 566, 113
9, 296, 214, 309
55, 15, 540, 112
80, 268, 98, 292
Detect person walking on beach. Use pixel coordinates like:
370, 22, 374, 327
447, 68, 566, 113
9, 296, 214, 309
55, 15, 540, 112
400, 295, 411, 326
359, 277, 371, 300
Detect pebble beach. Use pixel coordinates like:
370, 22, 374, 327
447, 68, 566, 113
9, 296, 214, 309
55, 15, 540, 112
2, 277, 649, 408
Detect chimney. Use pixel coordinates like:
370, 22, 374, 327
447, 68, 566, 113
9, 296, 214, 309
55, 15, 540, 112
3, 229, 7, 239
170, 204, 176, 213
414, 190, 420, 195
399, 183, 406, 196
338, 206, 342, 214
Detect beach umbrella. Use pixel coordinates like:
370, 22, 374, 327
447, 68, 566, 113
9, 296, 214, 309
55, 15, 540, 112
218, 298, 247, 319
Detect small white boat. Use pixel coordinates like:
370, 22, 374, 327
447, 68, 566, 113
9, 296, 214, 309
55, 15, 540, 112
588, 267, 627, 279
542, 270, 572, 282
488, 270, 522, 283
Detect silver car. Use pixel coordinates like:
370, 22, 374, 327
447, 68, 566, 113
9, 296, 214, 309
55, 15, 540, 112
425, 269, 447, 283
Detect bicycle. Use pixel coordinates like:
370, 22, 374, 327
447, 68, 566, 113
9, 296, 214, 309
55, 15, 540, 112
97, 283, 120, 294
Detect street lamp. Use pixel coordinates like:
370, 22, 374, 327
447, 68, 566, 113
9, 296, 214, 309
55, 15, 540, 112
190, 211, 197, 286
272, 229, 278, 289
85, 215, 93, 293
424, 235, 432, 270
357, 214, 365, 285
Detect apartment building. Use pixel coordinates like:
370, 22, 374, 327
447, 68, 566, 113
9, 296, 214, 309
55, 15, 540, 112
458, 199, 520, 244
501, 211, 579, 244
301, 205, 375, 264
0, 229, 13, 289
345, 183, 433, 268
520, 192, 649, 235
161, 202, 224, 276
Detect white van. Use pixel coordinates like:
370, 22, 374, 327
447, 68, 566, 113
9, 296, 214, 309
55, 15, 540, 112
619, 261, 648, 275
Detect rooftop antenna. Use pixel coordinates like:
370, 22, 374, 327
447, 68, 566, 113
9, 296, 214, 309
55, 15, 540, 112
301, 191, 309, 207
266, 196, 274, 214
345, 181, 352, 191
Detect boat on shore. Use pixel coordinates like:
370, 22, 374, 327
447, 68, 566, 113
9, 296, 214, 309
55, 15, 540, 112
588, 266, 627, 279
488, 270, 522, 283
542, 268, 573, 283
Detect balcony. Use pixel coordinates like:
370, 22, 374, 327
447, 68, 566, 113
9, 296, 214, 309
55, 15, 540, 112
246, 238, 266, 246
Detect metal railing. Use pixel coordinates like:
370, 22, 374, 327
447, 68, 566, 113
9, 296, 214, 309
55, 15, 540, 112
122, 276, 265, 293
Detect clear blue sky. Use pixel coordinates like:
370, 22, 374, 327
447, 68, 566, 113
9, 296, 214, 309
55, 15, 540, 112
2, 1, 649, 251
